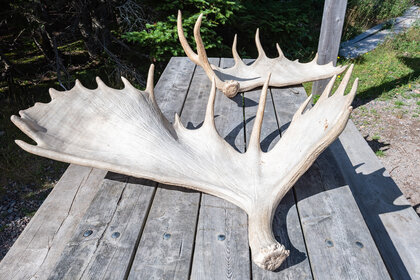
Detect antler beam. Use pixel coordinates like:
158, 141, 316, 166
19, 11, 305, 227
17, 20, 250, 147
177, 11, 347, 97
11, 64, 357, 271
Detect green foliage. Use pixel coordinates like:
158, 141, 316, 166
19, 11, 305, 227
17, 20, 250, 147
332, 25, 420, 101
375, 150, 386, 157
343, 0, 414, 40
123, 0, 413, 62
123, 1, 240, 61
230, 0, 324, 60
123, 0, 326, 62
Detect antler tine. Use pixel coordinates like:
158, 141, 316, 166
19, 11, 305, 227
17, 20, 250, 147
193, 14, 207, 63
193, 14, 219, 77
49, 88, 60, 100
275, 43, 284, 58
336, 64, 354, 95
204, 76, 217, 128
177, 10, 200, 65
121, 77, 136, 91
74, 79, 83, 89
232, 34, 245, 65
11, 115, 44, 145
95, 77, 106, 89
248, 73, 271, 152
255, 29, 266, 59
292, 94, 312, 122
146, 64, 155, 98
316, 74, 337, 104
191, 13, 240, 98
348, 78, 358, 101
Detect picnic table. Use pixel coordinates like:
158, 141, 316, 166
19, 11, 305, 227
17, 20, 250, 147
1, 57, 419, 280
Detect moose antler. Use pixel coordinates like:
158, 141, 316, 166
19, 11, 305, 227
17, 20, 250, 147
177, 10, 347, 97
11, 64, 357, 271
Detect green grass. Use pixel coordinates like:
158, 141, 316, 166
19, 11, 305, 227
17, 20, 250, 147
10, 54, 45, 65
306, 24, 420, 101
372, 134, 381, 140
343, 0, 413, 41
375, 150, 386, 157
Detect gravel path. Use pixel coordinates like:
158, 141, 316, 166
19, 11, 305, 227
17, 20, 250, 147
351, 85, 420, 215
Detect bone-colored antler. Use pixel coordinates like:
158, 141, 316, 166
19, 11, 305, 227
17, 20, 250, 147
178, 10, 347, 98
11, 64, 357, 271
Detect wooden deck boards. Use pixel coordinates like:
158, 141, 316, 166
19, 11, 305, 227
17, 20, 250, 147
190, 58, 251, 280
1, 57, 419, 280
0, 166, 107, 280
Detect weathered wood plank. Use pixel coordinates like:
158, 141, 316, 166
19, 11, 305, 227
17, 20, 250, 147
0, 165, 106, 280
47, 174, 133, 279
330, 121, 420, 279
127, 58, 221, 280
311, 0, 347, 96
190, 58, 251, 280
78, 177, 156, 280
154, 56, 197, 121
293, 148, 390, 280
244, 76, 312, 279
274, 86, 390, 278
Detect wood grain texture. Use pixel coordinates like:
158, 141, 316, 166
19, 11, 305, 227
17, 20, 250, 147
294, 149, 390, 280
245, 73, 312, 279
0, 165, 106, 280
190, 58, 250, 280
48, 174, 156, 280
47, 174, 127, 279
331, 121, 420, 279
154, 56, 196, 121
312, 0, 348, 96
127, 58, 221, 280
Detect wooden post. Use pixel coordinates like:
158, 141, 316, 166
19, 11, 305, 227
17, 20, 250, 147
311, 0, 347, 97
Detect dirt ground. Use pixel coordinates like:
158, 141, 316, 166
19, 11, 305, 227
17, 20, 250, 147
351, 85, 420, 215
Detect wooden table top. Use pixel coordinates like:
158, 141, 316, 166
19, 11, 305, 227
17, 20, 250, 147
1, 57, 419, 280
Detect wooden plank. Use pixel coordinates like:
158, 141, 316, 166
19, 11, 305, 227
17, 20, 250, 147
78, 177, 156, 280
254, 85, 312, 280
311, 0, 347, 96
330, 121, 420, 279
47, 174, 155, 279
190, 58, 251, 280
154, 56, 197, 121
274, 86, 390, 278
293, 148, 390, 279
127, 58, 220, 280
244, 76, 312, 279
0, 165, 107, 280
